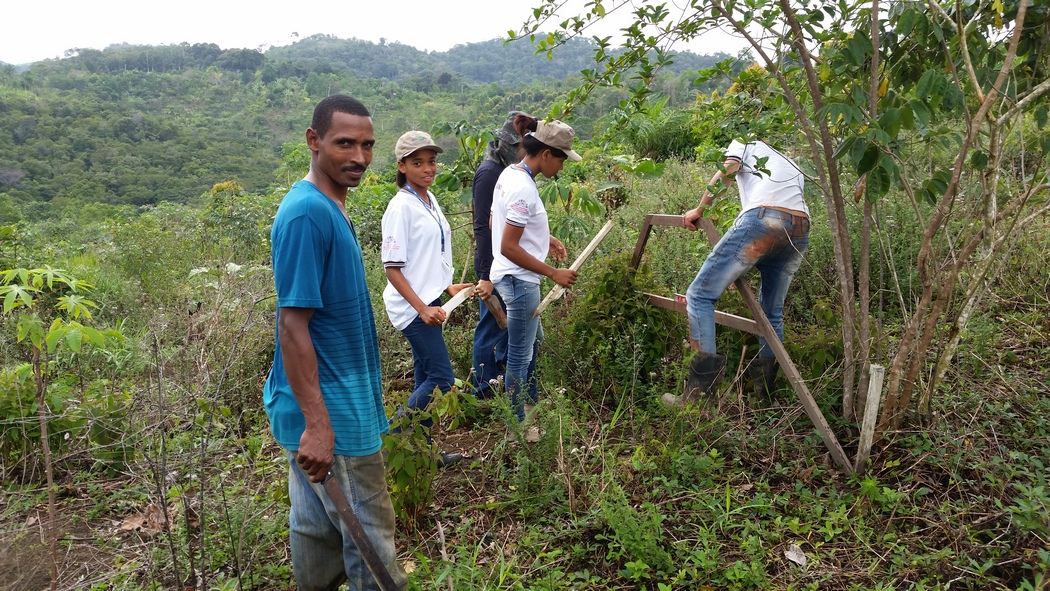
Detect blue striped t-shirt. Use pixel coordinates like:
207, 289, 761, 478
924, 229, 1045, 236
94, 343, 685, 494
263, 180, 386, 456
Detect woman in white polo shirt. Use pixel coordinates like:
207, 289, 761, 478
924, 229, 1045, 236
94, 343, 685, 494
382, 130, 473, 463
490, 115, 581, 429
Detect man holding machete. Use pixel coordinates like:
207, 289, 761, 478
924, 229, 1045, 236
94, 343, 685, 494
264, 95, 407, 590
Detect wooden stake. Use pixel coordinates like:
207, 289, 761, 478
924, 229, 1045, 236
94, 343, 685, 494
483, 296, 508, 329
441, 285, 477, 322
854, 364, 885, 474
534, 220, 615, 318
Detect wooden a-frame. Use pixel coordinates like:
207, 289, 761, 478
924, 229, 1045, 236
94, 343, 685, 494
631, 214, 853, 475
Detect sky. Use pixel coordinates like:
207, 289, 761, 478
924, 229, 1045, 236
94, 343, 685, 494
1, 0, 748, 65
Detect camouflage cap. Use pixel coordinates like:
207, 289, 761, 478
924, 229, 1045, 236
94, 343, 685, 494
494, 111, 525, 145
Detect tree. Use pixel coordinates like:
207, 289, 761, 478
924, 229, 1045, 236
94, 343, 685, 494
520, 0, 1050, 435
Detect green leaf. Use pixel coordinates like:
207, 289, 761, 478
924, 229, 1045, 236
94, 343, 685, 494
46, 323, 65, 353
850, 137, 870, 167
856, 144, 880, 175
867, 164, 891, 197
1035, 105, 1048, 129
877, 108, 902, 138
16, 315, 43, 345
970, 150, 989, 170
915, 70, 937, 100
921, 171, 950, 205
896, 8, 918, 36
909, 99, 931, 128
65, 327, 84, 353
899, 104, 916, 130
826, 103, 854, 124
81, 326, 106, 347
832, 137, 857, 160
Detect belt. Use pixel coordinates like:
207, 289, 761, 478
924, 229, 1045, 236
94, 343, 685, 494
755, 207, 809, 237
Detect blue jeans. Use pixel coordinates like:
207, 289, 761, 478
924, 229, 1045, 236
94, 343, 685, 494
398, 299, 455, 433
287, 450, 408, 591
686, 207, 809, 358
494, 276, 541, 421
471, 294, 508, 399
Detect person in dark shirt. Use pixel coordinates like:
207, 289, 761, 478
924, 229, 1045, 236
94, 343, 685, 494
470, 112, 524, 399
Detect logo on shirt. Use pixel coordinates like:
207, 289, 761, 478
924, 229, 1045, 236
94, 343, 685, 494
384, 236, 400, 251
510, 198, 530, 215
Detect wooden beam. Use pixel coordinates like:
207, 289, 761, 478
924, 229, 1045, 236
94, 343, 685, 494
643, 293, 761, 335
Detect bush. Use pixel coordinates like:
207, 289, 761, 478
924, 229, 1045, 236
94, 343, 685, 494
566, 254, 687, 401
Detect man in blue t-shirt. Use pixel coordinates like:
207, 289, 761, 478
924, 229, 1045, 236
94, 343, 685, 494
264, 95, 407, 591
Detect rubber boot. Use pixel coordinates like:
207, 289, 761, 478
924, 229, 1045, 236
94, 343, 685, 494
663, 352, 727, 406
748, 357, 778, 398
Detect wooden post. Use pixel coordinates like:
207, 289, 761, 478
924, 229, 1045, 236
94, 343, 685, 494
854, 364, 885, 474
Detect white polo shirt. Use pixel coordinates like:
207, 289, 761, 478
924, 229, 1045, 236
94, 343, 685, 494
489, 164, 550, 285
381, 187, 454, 330
725, 140, 808, 216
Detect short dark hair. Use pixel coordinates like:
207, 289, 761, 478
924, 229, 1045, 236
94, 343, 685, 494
311, 95, 371, 138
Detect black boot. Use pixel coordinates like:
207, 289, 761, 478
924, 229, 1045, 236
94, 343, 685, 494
748, 357, 778, 398
684, 352, 727, 403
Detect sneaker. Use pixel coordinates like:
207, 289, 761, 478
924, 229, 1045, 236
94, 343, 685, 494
661, 392, 684, 407
437, 452, 464, 468
525, 425, 542, 443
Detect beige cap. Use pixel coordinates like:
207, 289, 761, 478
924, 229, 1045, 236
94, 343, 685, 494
533, 119, 582, 161
394, 130, 444, 160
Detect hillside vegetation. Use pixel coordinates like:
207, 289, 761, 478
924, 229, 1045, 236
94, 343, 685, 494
0, 36, 733, 210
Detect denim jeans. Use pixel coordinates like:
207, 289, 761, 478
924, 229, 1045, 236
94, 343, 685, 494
686, 207, 810, 358
398, 298, 455, 432
471, 294, 508, 399
493, 275, 542, 421
287, 450, 408, 591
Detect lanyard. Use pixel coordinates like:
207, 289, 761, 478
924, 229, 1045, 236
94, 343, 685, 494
515, 161, 538, 189
518, 160, 536, 183
402, 185, 445, 254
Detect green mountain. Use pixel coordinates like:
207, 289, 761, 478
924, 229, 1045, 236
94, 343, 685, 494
0, 36, 735, 211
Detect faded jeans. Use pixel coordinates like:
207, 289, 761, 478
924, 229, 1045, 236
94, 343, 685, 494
494, 275, 542, 421
686, 207, 809, 358
287, 450, 408, 591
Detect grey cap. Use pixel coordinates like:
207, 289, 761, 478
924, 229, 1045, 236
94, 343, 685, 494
533, 119, 582, 161
394, 130, 443, 161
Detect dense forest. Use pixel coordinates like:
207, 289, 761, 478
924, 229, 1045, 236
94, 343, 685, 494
0, 36, 735, 212
2, 2, 1050, 590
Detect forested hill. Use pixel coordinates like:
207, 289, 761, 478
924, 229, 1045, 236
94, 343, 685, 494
264, 35, 733, 86
0, 36, 734, 213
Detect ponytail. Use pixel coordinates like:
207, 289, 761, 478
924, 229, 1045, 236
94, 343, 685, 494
515, 114, 567, 159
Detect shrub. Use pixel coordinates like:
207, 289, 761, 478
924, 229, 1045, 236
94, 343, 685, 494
566, 255, 687, 400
